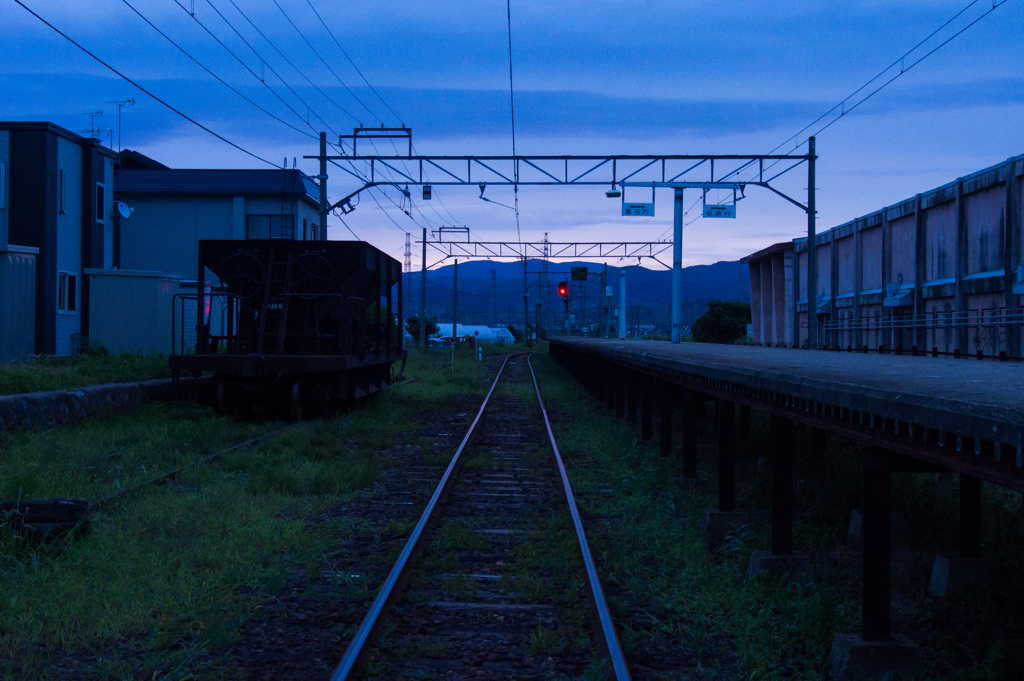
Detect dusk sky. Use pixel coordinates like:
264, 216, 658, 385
4, 0, 1023, 270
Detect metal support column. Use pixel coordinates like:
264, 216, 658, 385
960, 474, 982, 558
524, 257, 531, 348
862, 459, 892, 641
618, 270, 626, 339
672, 187, 684, 343
420, 227, 427, 351
682, 389, 698, 478
806, 137, 818, 349
718, 399, 736, 512
659, 381, 674, 457
771, 415, 794, 555
318, 132, 328, 242
453, 259, 458, 338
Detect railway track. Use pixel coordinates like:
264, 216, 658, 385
331, 353, 630, 680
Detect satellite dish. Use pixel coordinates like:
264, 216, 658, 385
117, 202, 134, 219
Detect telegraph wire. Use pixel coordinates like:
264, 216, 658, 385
506, 0, 523, 245
12, 0, 277, 167
221, 0, 363, 125
171, 0, 340, 138
120, 0, 316, 142
302, 0, 403, 124
270, 0, 383, 125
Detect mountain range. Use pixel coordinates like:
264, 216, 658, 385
401, 259, 750, 330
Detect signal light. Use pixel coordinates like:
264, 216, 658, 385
558, 281, 568, 298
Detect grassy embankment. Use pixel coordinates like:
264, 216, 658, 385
0, 344, 519, 680
531, 352, 1024, 681
0, 353, 171, 397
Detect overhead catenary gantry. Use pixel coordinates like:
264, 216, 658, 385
307, 128, 819, 346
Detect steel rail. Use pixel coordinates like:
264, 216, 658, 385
330, 352, 526, 680
526, 355, 632, 680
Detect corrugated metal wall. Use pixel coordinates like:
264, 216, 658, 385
0, 246, 37, 362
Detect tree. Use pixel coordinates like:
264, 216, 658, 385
691, 301, 751, 344
405, 315, 439, 341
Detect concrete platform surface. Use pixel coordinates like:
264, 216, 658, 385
551, 339, 1024, 471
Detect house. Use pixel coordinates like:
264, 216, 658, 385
113, 165, 322, 280
0, 122, 116, 356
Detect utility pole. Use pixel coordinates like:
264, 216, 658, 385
671, 187, 684, 342
523, 257, 530, 347
535, 303, 541, 342
453, 259, 459, 338
579, 282, 586, 334
602, 263, 608, 338
318, 132, 328, 242
404, 233, 412, 274
807, 136, 818, 349
420, 227, 427, 351
619, 270, 626, 339
542, 233, 551, 334
491, 270, 497, 326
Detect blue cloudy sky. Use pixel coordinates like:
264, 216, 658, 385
3, 0, 1023, 268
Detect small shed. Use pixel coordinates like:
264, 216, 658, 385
0, 244, 38, 362
85, 269, 179, 354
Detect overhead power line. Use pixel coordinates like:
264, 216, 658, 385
120, 0, 316, 141
13, 0, 277, 167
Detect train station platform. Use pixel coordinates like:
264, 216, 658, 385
550, 338, 1024, 491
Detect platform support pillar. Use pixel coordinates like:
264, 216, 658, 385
627, 372, 639, 425
771, 415, 794, 556
739, 404, 751, 438
641, 376, 654, 441
659, 381, 674, 457
615, 370, 626, 419
718, 399, 736, 512
682, 389, 698, 478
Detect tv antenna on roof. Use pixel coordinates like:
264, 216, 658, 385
104, 98, 134, 152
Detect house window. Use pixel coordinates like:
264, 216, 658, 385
58, 272, 77, 313
311, 223, 318, 241
95, 183, 105, 222
58, 169, 67, 213
246, 214, 295, 239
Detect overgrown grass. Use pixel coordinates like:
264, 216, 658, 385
0, 353, 170, 396
0, 345, 504, 679
531, 352, 1024, 680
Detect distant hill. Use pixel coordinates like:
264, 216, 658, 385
401, 259, 750, 330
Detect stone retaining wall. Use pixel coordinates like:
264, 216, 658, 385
0, 378, 188, 433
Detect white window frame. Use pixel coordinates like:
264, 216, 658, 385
95, 182, 105, 223
58, 271, 78, 314
58, 168, 67, 214
0, 162, 5, 210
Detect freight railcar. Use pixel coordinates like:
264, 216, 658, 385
169, 239, 405, 416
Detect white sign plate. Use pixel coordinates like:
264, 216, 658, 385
622, 202, 654, 217
703, 204, 736, 219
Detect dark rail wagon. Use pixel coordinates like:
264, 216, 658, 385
170, 239, 404, 416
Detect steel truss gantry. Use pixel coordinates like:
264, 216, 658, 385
308, 128, 819, 348
420, 241, 672, 267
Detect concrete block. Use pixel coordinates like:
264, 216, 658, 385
830, 633, 923, 681
746, 551, 812, 582
846, 510, 906, 550
701, 510, 759, 546
928, 554, 992, 597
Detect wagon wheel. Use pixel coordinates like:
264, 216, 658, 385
289, 252, 334, 299
220, 252, 265, 300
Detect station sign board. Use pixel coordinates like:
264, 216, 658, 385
622, 202, 654, 217
703, 204, 736, 218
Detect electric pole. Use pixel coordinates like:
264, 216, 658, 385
420, 227, 427, 351
491, 270, 497, 326
618, 270, 626, 339
453, 259, 459, 338
318, 132, 327, 242
523, 257, 530, 347
807, 136, 818, 349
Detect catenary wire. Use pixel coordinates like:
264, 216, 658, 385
120, 0, 316, 142
12, 0, 277, 167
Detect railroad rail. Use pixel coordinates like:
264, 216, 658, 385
330, 353, 630, 680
